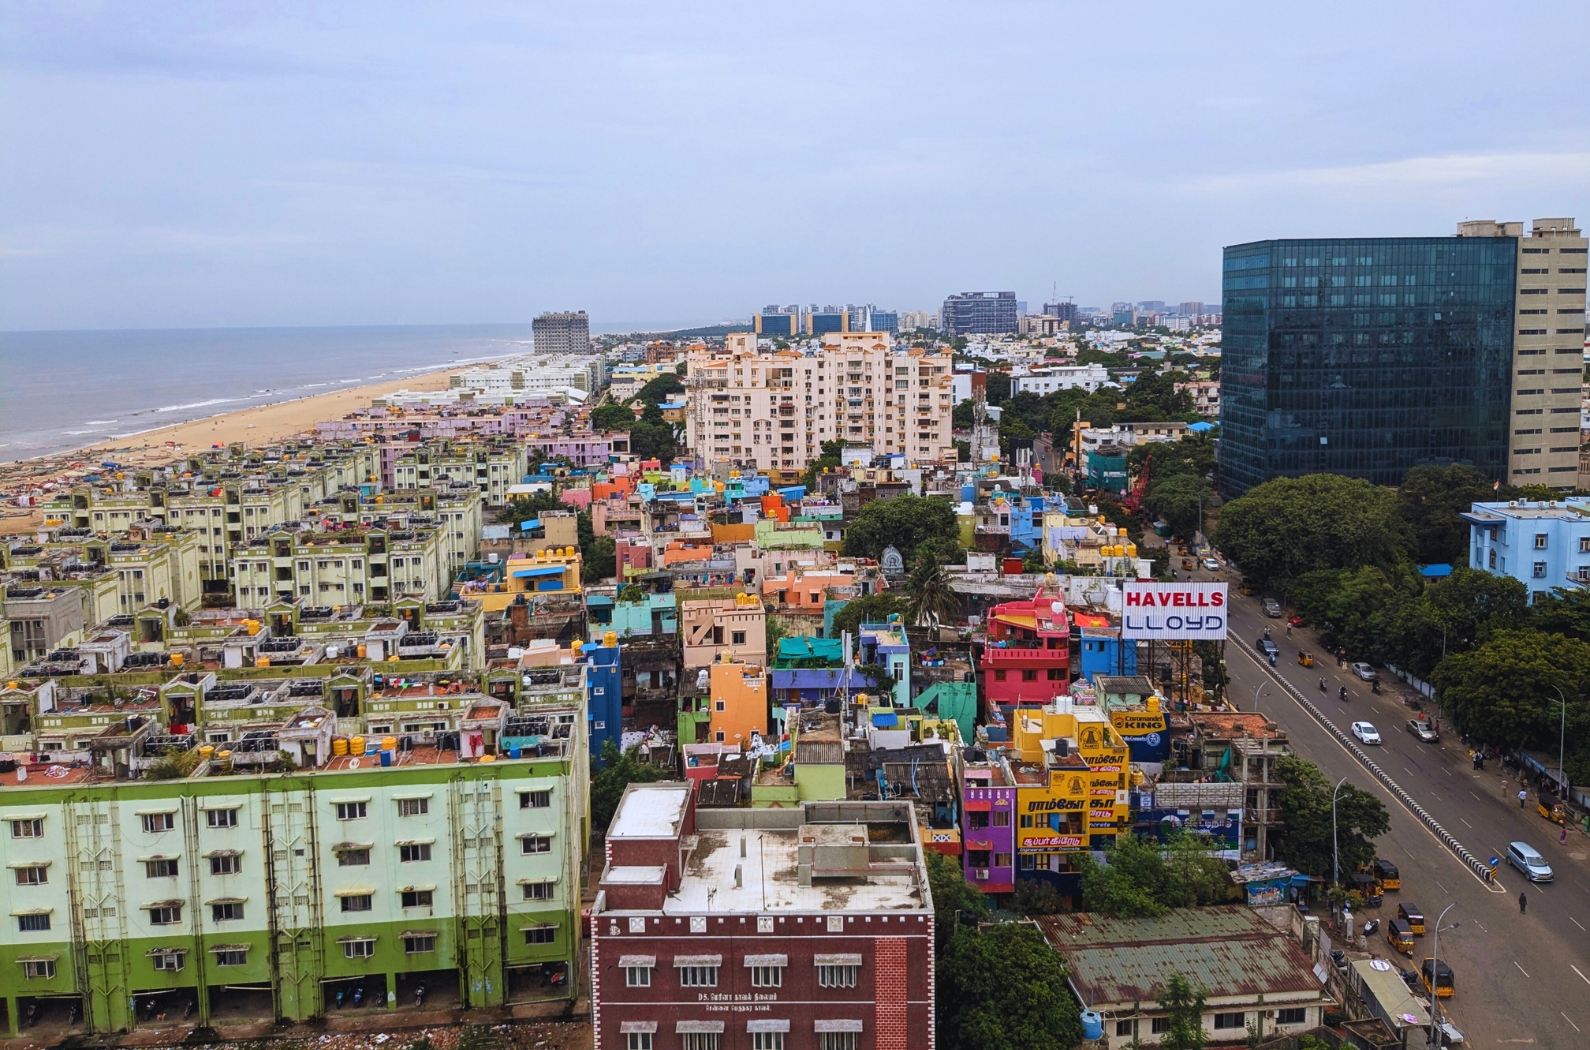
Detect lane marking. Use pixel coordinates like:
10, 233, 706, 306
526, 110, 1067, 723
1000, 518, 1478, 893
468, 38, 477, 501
1516, 961, 1531, 977
1565, 1014, 1581, 1033
1435, 880, 1448, 893
1460, 818, 1473, 828
1442, 768, 1451, 777
1469, 791, 1482, 801
1573, 964, 1590, 986
1473, 921, 1488, 932
1404, 767, 1415, 776
1570, 917, 1586, 932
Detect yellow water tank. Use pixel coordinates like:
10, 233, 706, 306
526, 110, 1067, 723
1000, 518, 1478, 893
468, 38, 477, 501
1147, 695, 1160, 714
1126, 543, 1137, 558
217, 750, 232, 761
479, 753, 496, 763
604, 630, 617, 647
4, 681, 17, 691
332, 738, 349, 756
198, 745, 214, 761
350, 736, 366, 756
256, 656, 270, 668
170, 653, 184, 667
571, 640, 583, 654
356, 644, 367, 658
382, 736, 398, 753
245, 620, 261, 636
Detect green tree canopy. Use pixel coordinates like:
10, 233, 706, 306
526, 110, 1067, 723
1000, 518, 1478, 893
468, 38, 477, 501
1428, 630, 1590, 766
841, 494, 962, 565
499, 490, 567, 525
589, 401, 635, 432
633, 372, 684, 404
1269, 757, 1390, 879
937, 924, 1082, 1050
801, 439, 846, 488
925, 850, 987, 951
1212, 474, 1413, 592
1383, 567, 1529, 676
1078, 832, 1228, 917
1394, 464, 1496, 565
906, 557, 961, 628
830, 593, 908, 639
1144, 474, 1212, 542
1156, 972, 1209, 1050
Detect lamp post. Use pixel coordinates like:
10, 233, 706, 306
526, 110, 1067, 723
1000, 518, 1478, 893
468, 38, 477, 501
1551, 685, 1570, 798
1252, 683, 1266, 716
1426, 904, 1460, 1049
1331, 776, 1349, 890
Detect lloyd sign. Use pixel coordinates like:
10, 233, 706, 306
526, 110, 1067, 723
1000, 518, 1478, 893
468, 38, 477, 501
1121, 582, 1228, 640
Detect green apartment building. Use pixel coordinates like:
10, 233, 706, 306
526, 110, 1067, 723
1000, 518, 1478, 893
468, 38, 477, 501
0, 698, 588, 1034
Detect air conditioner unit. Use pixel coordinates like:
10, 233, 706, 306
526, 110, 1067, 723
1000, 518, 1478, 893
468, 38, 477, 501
974, 868, 990, 879
436, 701, 448, 710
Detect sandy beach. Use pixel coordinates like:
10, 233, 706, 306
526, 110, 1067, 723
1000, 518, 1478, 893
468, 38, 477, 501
0, 366, 459, 534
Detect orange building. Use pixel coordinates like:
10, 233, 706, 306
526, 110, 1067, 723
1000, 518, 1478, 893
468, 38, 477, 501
760, 568, 855, 611
708, 656, 770, 750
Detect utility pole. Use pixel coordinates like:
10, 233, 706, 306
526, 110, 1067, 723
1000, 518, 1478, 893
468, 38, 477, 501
1426, 904, 1459, 1049
1331, 776, 1349, 890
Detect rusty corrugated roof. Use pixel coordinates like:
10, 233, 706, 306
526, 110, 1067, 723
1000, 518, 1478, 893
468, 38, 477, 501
1035, 909, 1320, 1007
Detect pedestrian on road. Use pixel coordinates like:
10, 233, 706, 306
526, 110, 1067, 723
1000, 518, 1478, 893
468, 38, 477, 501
1520, 891, 1528, 914
1519, 788, 1529, 808
1562, 825, 1570, 846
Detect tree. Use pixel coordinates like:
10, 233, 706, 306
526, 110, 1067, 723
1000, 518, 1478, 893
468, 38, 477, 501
1394, 464, 1497, 565
1155, 972, 1208, 1050
590, 740, 667, 833
1269, 757, 1390, 879
830, 593, 908, 639
984, 370, 1011, 405
1144, 474, 1211, 542
1428, 630, 1590, 760
1384, 567, 1530, 676
937, 924, 1082, 1050
589, 401, 635, 432
1078, 832, 1227, 916
1212, 474, 1413, 592
952, 398, 976, 429
906, 557, 961, 629
765, 615, 789, 660
925, 851, 986, 951
998, 416, 1036, 459
801, 439, 845, 488
628, 419, 678, 462
633, 372, 684, 404
581, 536, 616, 583
841, 494, 962, 565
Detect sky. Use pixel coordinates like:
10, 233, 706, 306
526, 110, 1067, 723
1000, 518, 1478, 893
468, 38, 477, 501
2, 1, 1587, 332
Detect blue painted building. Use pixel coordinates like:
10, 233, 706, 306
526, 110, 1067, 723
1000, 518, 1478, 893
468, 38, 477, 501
582, 637, 622, 765
1463, 500, 1590, 601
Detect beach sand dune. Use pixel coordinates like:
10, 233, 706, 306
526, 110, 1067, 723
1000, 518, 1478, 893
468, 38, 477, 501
0, 367, 459, 534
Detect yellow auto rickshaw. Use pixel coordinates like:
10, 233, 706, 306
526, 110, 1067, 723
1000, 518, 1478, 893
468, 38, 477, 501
1181, 558, 1195, 570
1421, 957, 1454, 998
1372, 858, 1400, 892
1398, 902, 1426, 935
1297, 650, 1314, 668
1348, 871, 1383, 907
1386, 918, 1414, 955
1239, 584, 1254, 596
1539, 798, 1567, 825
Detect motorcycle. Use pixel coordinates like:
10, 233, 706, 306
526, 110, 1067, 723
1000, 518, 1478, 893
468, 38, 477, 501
414, 983, 426, 1009
68, 1001, 81, 1026
1363, 918, 1381, 936
1318, 678, 1327, 693
1339, 686, 1348, 702
351, 985, 364, 1008
335, 988, 346, 1009
1371, 680, 1381, 695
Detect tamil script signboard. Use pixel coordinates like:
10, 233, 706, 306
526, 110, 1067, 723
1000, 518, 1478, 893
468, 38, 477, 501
1121, 581, 1229, 640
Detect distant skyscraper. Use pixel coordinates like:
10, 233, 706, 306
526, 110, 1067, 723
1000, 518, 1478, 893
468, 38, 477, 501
1178, 301, 1205, 317
1043, 301, 1079, 323
1219, 216, 1586, 497
755, 305, 801, 338
806, 305, 848, 335
533, 310, 591, 355
870, 310, 899, 335
1137, 300, 1166, 313
941, 291, 1018, 335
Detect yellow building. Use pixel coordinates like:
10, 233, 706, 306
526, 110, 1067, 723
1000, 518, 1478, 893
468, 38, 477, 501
1008, 701, 1131, 889
468, 547, 583, 614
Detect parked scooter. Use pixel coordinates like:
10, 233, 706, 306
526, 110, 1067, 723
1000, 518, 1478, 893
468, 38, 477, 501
351, 985, 364, 1008
1363, 918, 1381, 936
414, 983, 426, 1009
335, 988, 346, 1009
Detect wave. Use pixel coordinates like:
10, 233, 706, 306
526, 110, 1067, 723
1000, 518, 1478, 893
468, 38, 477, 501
81, 419, 120, 425
155, 396, 253, 413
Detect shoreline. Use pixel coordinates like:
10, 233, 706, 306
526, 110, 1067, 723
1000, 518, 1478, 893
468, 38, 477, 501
0, 365, 463, 533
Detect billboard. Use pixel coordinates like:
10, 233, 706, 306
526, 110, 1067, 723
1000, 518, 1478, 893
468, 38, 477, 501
1121, 581, 1228, 640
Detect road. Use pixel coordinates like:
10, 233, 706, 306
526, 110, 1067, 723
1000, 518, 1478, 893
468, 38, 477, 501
1197, 563, 1590, 1049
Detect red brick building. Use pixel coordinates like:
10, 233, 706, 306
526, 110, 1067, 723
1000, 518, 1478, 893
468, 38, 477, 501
591, 783, 935, 1050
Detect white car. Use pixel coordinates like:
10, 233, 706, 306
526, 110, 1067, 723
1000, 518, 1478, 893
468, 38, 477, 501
1350, 721, 1381, 745
1202, 558, 1220, 571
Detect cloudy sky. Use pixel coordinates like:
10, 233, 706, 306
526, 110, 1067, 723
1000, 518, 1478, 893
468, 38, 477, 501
2, 1, 1586, 331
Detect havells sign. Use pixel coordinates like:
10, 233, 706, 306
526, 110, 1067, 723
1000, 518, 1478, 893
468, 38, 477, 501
1121, 582, 1228, 641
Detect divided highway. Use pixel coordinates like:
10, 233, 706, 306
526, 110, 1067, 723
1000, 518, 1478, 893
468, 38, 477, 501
1200, 564, 1590, 1049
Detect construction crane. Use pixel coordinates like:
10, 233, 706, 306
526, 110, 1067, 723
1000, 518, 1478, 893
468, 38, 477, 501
1122, 453, 1152, 514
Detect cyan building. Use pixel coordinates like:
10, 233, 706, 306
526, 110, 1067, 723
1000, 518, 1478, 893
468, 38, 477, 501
1463, 499, 1590, 601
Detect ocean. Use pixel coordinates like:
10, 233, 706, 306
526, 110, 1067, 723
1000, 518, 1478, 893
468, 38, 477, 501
0, 324, 535, 463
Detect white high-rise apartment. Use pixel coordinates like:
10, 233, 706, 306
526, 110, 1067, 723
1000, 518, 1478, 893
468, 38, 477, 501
533, 310, 591, 356
1459, 218, 1588, 487
683, 332, 956, 476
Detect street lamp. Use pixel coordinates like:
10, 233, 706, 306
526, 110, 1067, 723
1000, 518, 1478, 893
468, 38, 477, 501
1252, 682, 1266, 716
1331, 776, 1349, 889
1551, 685, 1570, 799
1426, 904, 1460, 1049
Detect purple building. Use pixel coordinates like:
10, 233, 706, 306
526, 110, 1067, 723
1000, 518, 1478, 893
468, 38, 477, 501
962, 752, 1017, 895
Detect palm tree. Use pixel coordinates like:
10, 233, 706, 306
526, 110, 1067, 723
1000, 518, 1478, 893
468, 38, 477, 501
906, 557, 959, 630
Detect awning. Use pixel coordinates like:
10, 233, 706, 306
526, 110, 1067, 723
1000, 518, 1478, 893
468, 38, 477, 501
814, 954, 862, 967
618, 955, 656, 968
336, 935, 376, 944
397, 884, 437, 893
512, 566, 567, 578
208, 944, 251, 953
333, 886, 376, 896
394, 838, 436, 847
11, 907, 53, 916
205, 897, 247, 905
205, 849, 242, 858
674, 955, 722, 967
146, 947, 186, 957
399, 930, 438, 939
137, 854, 181, 863
747, 1021, 791, 1033
16, 954, 59, 963
744, 954, 788, 967
6, 860, 50, 868
815, 1021, 864, 1033
677, 1022, 724, 1034
142, 900, 184, 909
619, 1023, 658, 1035
516, 875, 560, 884
332, 842, 374, 851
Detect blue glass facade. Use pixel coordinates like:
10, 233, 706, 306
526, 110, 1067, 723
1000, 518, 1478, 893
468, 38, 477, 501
941, 291, 1018, 334
1219, 236, 1517, 496
809, 311, 846, 335
871, 310, 899, 335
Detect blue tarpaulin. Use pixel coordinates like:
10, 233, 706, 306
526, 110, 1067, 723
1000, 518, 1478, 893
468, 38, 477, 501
512, 565, 566, 578
518, 519, 542, 531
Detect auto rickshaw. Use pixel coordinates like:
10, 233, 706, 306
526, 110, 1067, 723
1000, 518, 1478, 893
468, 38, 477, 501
1398, 902, 1426, 934
1181, 558, 1195, 570
1239, 584, 1254, 596
1372, 858, 1400, 892
1297, 650, 1314, 667
1386, 918, 1415, 955
1421, 957, 1455, 998
1539, 798, 1567, 825
1347, 871, 1382, 907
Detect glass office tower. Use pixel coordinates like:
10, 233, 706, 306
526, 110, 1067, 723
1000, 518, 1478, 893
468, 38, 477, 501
1219, 236, 1516, 496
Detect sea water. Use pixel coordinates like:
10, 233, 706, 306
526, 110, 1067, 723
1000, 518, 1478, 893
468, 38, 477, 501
0, 324, 534, 463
